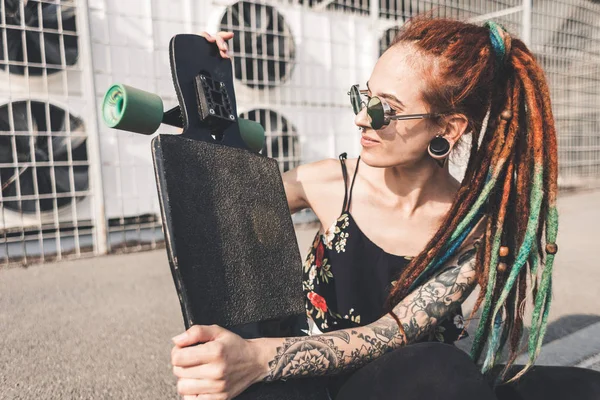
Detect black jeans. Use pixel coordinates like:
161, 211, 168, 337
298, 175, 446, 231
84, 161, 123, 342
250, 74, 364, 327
333, 342, 600, 400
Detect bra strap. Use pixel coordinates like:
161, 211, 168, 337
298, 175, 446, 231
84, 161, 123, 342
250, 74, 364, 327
339, 152, 349, 213
346, 156, 361, 212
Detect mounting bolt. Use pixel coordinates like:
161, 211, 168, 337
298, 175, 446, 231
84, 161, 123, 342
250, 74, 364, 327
220, 82, 226, 88
209, 109, 215, 115
229, 115, 235, 120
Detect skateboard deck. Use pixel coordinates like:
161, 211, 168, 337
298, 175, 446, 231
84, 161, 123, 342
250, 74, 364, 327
152, 34, 329, 399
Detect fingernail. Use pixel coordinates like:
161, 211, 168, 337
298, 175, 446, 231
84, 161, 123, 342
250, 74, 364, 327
172, 332, 187, 343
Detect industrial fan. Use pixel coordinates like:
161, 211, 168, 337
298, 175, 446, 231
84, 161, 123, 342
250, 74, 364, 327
0, 0, 78, 76
219, 0, 296, 89
0, 101, 88, 214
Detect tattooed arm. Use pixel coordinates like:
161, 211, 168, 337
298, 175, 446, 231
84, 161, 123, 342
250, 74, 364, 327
260, 239, 479, 381
171, 238, 481, 398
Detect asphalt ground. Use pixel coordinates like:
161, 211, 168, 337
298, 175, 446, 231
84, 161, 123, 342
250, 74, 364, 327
1, 190, 600, 399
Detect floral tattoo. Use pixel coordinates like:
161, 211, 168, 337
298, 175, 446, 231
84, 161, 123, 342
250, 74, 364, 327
265, 241, 479, 381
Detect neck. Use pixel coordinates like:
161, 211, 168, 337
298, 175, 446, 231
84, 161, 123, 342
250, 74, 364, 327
361, 156, 459, 216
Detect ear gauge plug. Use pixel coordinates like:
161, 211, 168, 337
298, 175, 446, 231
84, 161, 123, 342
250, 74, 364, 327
428, 135, 451, 157
428, 134, 451, 168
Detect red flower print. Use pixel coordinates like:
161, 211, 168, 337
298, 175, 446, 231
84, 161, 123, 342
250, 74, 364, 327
307, 291, 328, 312
315, 241, 324, 268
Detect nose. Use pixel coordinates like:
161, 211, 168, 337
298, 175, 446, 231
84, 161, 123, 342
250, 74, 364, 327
354, 105, 371, 131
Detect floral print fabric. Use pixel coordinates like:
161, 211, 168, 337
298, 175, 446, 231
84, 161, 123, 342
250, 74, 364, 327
302, 212, 467, 343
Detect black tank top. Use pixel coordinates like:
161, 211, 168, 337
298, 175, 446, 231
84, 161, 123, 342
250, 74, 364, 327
302, 153, 466, 343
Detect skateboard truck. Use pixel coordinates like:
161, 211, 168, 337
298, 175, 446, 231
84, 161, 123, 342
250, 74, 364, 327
100, 83, 264, 153
100, 36, 265, 152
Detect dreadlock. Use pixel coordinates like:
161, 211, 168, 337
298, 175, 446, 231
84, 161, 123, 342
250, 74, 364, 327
383, 18, 559, 381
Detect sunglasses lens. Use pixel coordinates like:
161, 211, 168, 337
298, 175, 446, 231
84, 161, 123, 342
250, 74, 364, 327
367, 97, 385, 130
349, 86, 363, 115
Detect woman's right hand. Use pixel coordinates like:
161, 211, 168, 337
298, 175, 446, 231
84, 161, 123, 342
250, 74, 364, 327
199, 31, 234, 59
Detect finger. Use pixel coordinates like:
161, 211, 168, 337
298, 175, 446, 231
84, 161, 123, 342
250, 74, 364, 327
216, 31, 234, 40
214, 36, 228, 53
177, 378, 226, 396
220, 49, 230, 59
182, 396, 197, 400
199, 31, 216, 42
172, 343, 219, 367
172, 325, 222, 347
173, 363, 225, 380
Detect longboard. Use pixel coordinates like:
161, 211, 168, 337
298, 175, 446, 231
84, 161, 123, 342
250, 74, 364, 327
102, 34, 329, 399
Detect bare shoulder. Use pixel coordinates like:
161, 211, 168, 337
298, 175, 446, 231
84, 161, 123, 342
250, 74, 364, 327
285, 158, 343, 185
282, 158, 345, 214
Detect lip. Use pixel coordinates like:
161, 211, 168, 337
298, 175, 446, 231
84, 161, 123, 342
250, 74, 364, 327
360, 135, 380, 146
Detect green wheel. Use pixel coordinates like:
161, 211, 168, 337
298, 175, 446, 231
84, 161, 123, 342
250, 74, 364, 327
238, 118, 265, 153
102, 84, 164, 135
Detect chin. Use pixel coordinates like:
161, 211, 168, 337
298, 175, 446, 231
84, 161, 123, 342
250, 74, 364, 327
360, 147, 420, 168
360, 148, 397, 168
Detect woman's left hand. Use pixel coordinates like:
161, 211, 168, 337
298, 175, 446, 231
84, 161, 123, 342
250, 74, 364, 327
171, 324, 267, 399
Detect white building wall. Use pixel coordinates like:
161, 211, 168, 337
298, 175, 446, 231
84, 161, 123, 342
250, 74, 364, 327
1, 0, 599, 265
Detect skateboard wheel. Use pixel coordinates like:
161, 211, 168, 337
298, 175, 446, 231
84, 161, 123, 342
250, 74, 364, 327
238, 118, 265, 153
102, 84, 164, 135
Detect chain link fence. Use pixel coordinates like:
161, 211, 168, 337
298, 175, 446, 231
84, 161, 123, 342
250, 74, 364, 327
1, 0, 599, 266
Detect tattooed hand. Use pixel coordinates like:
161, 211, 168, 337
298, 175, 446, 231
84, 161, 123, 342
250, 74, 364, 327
263, 239, 480, 382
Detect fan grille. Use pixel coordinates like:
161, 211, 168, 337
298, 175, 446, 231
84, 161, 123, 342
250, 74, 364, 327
379, 27, 401, 56
296, 0, 370, 15
220, 1, 296, 89
0, 100, 88, 213
0, 0, 79, 76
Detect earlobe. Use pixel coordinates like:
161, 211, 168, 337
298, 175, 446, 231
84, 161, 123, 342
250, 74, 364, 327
428, 134, 452, 168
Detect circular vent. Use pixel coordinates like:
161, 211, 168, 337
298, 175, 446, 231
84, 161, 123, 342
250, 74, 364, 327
220, 1, 296, 89
240, 109, 299, 172
0, 0, 79, 76
0, 101, 88, 213
379, 27, 401, 56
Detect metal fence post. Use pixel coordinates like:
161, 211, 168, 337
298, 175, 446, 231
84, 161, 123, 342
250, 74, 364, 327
522, 0, 532, 46
78, 0, 108, 256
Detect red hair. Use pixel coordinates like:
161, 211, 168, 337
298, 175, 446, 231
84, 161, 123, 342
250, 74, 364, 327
385, 18, 559, 380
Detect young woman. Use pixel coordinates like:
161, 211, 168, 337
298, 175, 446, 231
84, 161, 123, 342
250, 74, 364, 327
168, 18, 583, 400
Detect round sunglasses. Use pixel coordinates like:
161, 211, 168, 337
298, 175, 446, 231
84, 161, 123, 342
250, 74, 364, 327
348, 84, 447, 130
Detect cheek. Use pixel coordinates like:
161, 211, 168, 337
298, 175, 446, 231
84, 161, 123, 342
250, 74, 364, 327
361, 125, 433, 166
